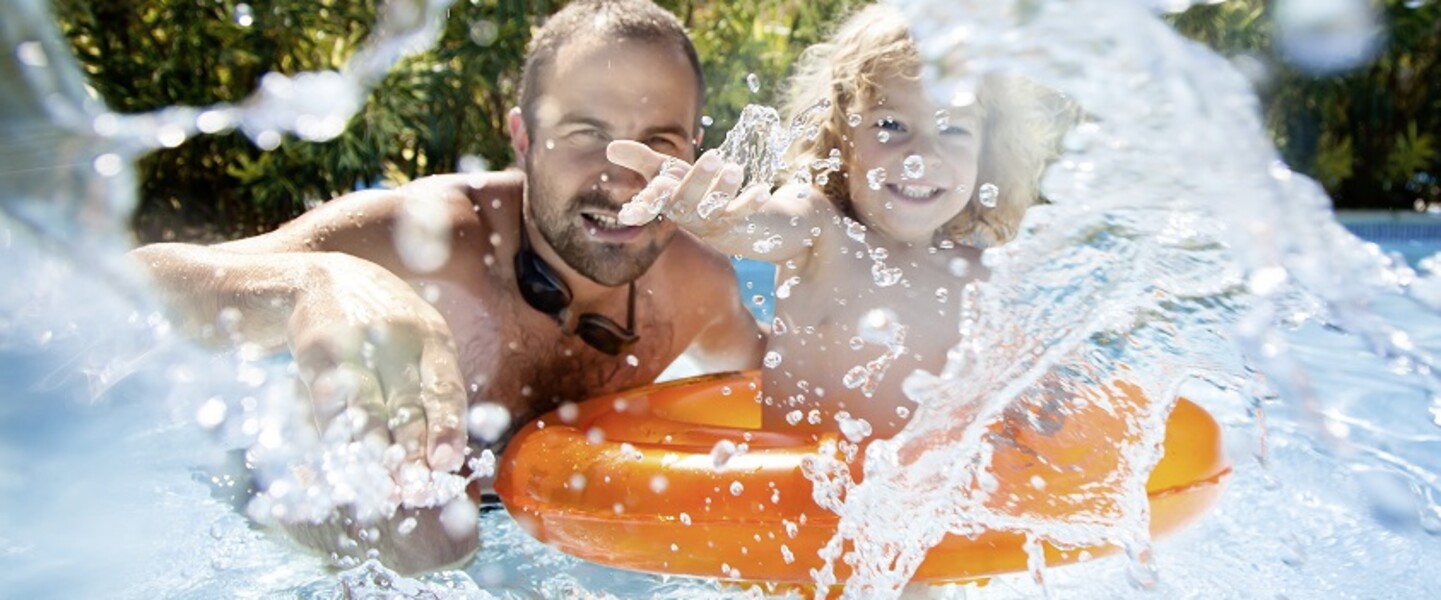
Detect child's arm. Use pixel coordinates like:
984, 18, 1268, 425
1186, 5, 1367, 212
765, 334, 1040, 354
608, 141, 833, 265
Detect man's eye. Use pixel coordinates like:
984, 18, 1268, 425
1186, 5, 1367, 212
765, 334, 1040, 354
876, 117, 906, 132
573, 129, 608, 142
646, 137, 679, 152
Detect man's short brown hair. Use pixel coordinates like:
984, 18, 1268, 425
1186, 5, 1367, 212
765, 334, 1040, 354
518, 0, 705, 132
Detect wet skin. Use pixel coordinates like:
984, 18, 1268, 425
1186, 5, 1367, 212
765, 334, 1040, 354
130, 37, 763, 573
609, 74, 989, 440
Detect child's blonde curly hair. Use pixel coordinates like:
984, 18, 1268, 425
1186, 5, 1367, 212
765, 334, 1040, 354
781, 4, 1072, 247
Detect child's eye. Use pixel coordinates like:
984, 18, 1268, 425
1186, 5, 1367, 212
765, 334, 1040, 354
940, 124, 974, 137
875, 116, 907, 132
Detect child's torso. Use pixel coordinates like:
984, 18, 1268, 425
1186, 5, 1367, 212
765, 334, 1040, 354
760, 234, 984, 439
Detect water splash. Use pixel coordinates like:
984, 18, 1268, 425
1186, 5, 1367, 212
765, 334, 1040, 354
798, 0, 1441, 596
7, 0, 1441, 597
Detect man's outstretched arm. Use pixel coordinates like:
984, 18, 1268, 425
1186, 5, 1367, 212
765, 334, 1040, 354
128, 183, 478, 572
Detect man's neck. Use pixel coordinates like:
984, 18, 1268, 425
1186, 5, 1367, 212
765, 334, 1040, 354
519, 209, 629, 313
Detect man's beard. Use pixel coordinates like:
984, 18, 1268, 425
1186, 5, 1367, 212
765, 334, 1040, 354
528, 178, 670, 287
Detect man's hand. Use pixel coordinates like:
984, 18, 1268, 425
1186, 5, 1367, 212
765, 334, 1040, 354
607, 142, 771, 236
290, 253, 468, 472
132, 243, 479, 572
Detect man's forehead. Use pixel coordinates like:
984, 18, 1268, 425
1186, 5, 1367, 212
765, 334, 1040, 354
549, 35, 692, 81
533, 36, 699, 131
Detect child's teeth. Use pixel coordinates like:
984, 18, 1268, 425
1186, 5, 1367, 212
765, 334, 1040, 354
899, 185, 936, 198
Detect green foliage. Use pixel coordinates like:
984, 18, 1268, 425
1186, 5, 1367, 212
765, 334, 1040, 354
54, 0, 1438, 240
56, 0, 862, 241
678, 0, 859, 144
1170, 0, 1441, 209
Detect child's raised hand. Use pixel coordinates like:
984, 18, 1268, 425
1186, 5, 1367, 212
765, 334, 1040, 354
607, 141, 748, 234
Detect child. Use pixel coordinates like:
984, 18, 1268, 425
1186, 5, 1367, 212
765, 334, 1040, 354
610, 5, 1064, 440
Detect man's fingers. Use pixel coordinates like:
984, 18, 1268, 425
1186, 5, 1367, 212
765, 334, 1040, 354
724, 182, 774, 218
420, 339, 468, 473
309, 362, 391, 450
667, 149, 726, 217
696, 162, 745, 219
383, 365, 429, 464
606, 140, 669, 178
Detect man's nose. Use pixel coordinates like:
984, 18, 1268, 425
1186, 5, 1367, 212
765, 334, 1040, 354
598, 161, 648, 202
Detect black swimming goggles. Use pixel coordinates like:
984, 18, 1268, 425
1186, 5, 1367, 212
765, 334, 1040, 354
514, 224, 638, 356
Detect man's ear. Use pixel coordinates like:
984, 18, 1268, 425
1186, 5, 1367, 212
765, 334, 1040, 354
508, 107, 529, 170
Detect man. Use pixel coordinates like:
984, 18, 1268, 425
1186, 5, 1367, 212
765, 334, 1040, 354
132, 0, 763, 573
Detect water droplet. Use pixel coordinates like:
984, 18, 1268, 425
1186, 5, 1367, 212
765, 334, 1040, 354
752, 295, 767, 306
776, 276, 800, 299
558, 402, 578, 423
847, 113, 862, 127
877, 130, 891, 143
949, 257, 971, 277
763, 351, 783, 369
679, 512, 692, 525
195, 397, 227, 430
457, 154, 487, 173
781, 545, 795, 564
836, 412, 873, 442
468, 19, 499, 46
846, 219, 867, 242
15, 40, 47, 67
710, 440, 738, 469
771, 317, 787, 335
752, 234, 784, 253
843, 366, 869, 389
468, 402, 512, 443
234, 3, 254, 27
93, 153, 123, 177
625, 354, 640, 367
196, 110, 234, 134
1248, 266, 1289, 295
568, 472, 587, 490
729, 481, 745, 496
895, 406, 911, 418
902, 155, 925, 179
935, 287, 949, 302
978, 182, 999, 208
871, 262, 903, 287
698, 190, 731, 218
650, 474, 669, 493
786, 410, 804, 425
849, 336, 865, 350
701, 115, 715, 127
867, 167, 887, 190
746, 73, 761, 93
1274, 0, 1382, 74
394, 196, 454, 273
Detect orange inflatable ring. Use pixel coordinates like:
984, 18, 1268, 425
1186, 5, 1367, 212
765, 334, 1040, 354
495, 370, 1230, 583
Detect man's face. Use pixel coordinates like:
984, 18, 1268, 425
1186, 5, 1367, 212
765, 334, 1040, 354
521, 38, 700, 286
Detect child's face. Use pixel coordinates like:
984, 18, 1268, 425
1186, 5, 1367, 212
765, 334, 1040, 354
846, 74, 981, 244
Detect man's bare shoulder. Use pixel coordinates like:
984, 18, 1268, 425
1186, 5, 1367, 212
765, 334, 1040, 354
395, 171, 525, 229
